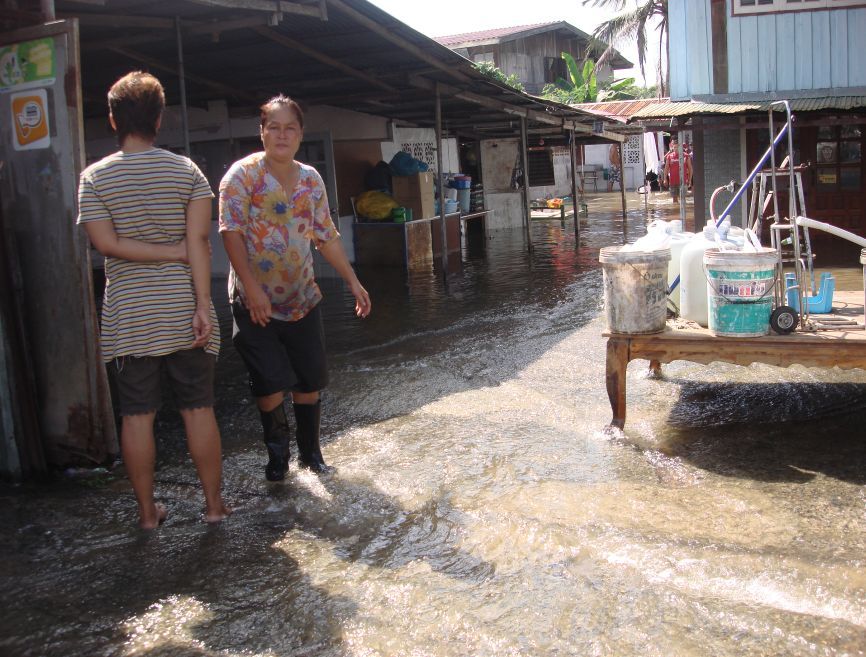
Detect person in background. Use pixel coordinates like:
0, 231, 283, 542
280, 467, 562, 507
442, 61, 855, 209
683, 140, 694, 189
663, 138, 692, 204
78, 71, 231, 529
607, 143, 622, 192
219, 94, 371, 482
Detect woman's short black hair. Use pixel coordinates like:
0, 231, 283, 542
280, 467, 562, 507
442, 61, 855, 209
259, 94, 304, 129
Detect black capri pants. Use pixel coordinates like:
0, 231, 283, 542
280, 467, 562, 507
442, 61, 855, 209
231, 300, 329, 398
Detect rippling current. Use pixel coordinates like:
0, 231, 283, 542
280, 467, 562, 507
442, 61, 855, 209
1, 208, 865, 656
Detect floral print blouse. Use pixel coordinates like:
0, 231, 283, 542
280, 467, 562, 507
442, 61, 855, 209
218, 153, 338, 321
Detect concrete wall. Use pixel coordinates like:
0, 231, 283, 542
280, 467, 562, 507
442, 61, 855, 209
479, 138, 524, 231
700, 119, 744, 228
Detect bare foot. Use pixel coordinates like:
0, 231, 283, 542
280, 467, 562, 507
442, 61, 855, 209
204, 503, 233, 524
139, 502, 167, 530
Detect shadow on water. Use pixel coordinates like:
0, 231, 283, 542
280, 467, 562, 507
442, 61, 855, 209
656, 379, 866, 484
4, 206, 866, 655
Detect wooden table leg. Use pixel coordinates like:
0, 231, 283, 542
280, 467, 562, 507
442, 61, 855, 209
605, 337, 629, 430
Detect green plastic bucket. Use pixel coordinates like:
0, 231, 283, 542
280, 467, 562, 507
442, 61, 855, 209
704, 247, 777, 337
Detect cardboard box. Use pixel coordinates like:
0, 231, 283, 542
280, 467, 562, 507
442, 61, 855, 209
392, 172, 435, 219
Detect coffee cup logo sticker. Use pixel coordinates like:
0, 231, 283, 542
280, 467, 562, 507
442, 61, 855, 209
11, 88, 50, 150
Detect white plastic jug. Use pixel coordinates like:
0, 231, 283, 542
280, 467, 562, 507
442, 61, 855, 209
680, 222, 719, 327
667, 232, 695, 309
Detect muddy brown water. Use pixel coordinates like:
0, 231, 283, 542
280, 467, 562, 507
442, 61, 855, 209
1, 209, 865, 657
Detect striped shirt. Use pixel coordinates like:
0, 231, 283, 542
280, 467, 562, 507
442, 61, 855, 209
77, 148, 219, 362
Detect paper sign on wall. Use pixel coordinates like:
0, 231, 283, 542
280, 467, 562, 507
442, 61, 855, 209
0, 38, 55, 92
11, 88, 50, 150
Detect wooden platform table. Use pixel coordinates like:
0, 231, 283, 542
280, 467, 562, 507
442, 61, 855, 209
603, 291, 866, 429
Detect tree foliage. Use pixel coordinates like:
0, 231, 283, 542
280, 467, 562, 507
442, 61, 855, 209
582, 0, 668, 97
541, 52, 637, 104
474, 61, 525, 92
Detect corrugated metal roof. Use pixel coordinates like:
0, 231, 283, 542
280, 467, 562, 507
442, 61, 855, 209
628, 97, 866, 119
575, 96, 866, 121
435, 23, 554, 47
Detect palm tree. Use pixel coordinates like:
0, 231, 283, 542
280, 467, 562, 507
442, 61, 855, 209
582, 0, 668, 97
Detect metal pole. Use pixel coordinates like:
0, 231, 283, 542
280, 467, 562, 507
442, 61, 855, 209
668, 122, 791, 293
176, 17, 191, 157
677, 129, 686, 226
435, 83, 448, 277
618, 142, 627, 220
640, 131, 650, 214
569, 129, 579, 244
520, 117, 532, 251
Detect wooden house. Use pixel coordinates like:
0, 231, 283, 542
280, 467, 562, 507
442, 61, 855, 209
435, 22, 633, 95
636, 0, 866, 261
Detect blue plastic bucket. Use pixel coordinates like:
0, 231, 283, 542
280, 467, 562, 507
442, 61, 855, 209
704, 248, 777, 337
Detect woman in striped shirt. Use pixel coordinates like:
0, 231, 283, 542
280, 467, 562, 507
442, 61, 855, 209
78, 72, 230, 529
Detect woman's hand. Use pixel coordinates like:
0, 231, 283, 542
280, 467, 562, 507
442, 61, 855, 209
245, 285, 272, 326
191, 304, 212, 348
351, 281, 371, 318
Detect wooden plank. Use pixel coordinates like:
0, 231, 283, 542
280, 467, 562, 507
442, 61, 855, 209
774, 12, 797, 91
739, 16, 759, 92
186, 0, 324, 18
811, 10, 831, 92
847, 8, 866, 86
405, 220, 433, 268
830, 11, 849, 88
726, 5, 742, 93
686, 0, 713, 96
794, 11, 813, 90
251, 26, 398, 93
757, 13, 776, 92
107, 46, 260, 103
710, 0, 728, 94
352, 222, 405, 267
668, 0, 690, 99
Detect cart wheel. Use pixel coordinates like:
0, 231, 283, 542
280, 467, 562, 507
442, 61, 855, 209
770, 306, 798, 334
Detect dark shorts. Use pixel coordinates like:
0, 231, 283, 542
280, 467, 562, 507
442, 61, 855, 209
231, 300, 329, 397
113, 348, 215, 416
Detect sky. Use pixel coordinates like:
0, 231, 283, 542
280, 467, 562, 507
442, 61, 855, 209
366, 0, 663, 87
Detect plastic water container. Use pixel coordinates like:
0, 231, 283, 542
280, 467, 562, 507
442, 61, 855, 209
444, 198, 459, 214
667, 232, 695, 309
705, 247, 777, 337
457, 188, 471, 213
680, 222, 721, 327
599, 246, 671, 334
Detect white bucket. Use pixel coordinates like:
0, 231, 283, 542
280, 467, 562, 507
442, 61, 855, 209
599, 246, 671, 334
704, 247, 777, 337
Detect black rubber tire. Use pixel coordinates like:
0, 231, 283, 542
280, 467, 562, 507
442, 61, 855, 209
770, 305, 798, 334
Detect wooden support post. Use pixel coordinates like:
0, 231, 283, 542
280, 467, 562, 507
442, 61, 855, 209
619, 146, 628, 220
605, 337, 629, 430
435, 83, 448, 279
175, 17, 190, 156
520, 116, 532, 252
569, 129, 580, 243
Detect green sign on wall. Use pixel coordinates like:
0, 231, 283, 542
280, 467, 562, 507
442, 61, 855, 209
0, 38, 56, 92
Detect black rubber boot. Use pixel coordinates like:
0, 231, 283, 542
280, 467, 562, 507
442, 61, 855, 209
260, 402, 292, 481
293, 401, 334, 474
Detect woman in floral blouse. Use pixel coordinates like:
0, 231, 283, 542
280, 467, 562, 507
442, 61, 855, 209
219, 95, 371, 481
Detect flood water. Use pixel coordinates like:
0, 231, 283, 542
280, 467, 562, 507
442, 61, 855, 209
2, 208, 866, 656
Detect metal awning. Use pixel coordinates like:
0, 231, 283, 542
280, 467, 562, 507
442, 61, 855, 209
34, 0, 629, 142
